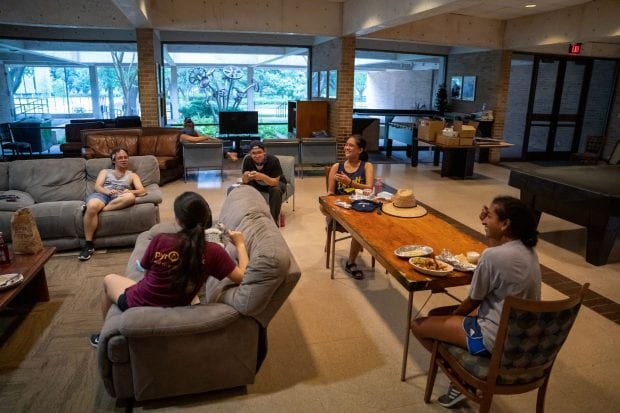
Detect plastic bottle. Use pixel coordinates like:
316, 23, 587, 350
0, 232, 10, 265
373, 177, 383, 195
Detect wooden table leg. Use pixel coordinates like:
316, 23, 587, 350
330, 222, 337, 279
401, 290, 414, 381
31, 269, 50, 302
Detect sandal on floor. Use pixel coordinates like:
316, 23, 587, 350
344, 261, 364, 280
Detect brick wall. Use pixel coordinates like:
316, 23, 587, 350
448, 51, 504, 114
136, 29, 161, 127
366, 70, 434, 109
312, 36, 355, 160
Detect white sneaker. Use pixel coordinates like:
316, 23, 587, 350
437, 383, 468, 408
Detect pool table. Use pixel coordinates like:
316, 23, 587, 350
508, 165, 620, 266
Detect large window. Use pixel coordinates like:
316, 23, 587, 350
162, 44, 309, 135
2, 40, 139, 122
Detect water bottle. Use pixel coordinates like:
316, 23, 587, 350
373, 177, 383, 196
0, 232, 10, 265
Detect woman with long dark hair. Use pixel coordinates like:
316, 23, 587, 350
326, 135, 374, 280
90, 191, 248, 347
410, 195, 541, 408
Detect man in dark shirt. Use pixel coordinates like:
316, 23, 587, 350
241, 140, 287, 226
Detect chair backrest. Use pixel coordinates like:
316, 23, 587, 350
489, 283, 589, 386
608, 140, 620, 165
325, 165, 331, 191
583, 135, 605, 155
0, 123, 14, 143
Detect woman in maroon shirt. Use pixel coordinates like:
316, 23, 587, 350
90, 191, 249, 347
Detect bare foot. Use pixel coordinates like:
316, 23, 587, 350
226, 152, 238, 161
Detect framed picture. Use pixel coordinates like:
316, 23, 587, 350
311, 72, 319, 97
328, 70, 337, 99
462, 75, 476, 101
450, 76, 462, 99
319, 71, 327, 98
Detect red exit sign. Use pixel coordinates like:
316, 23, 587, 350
569, 43, 582, 55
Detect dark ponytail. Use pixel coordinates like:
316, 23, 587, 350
492, 196, 539, 248
172, 192, 212, 294
351, 135, 369, 162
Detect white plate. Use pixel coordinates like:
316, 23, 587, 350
0, 273, 24, 291
409, 257, 453, 277
394, 245, 433, 258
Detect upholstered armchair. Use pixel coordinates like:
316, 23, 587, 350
424, 283, 589, 412
97, 186, 301, 402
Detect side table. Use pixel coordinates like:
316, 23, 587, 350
0, 246, 55, 311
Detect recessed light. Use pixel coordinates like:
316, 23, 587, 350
525, 4, 537, 8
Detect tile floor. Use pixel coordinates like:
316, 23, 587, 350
145, 159, 619, 412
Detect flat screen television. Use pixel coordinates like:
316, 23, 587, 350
218, 111, 259, 135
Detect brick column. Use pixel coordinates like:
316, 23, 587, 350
330, 36, 355, 160
489, 50, 512, 162
136, 29, 161, 127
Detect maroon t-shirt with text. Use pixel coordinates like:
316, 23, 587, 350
124, 233, 236, 308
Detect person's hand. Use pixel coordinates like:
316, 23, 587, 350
228, 230, 245, 246
479, 205, 489, 221
335, 172, 350, 185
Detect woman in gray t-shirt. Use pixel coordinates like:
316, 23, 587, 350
410, 196, 541, 407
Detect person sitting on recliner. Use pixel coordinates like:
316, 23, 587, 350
241, 140, 287, 226
89, 191, 249, 348
178, 117, 216, 143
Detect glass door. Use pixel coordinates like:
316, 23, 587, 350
523, 57, 591, 160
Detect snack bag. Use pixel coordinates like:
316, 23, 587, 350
11, 208, 44, 254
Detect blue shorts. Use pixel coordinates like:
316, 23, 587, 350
463, 316, 491, 356
117, 291, 129, 311
87, 192, 113, 205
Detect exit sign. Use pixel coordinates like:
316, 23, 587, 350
569, 43, 582, 55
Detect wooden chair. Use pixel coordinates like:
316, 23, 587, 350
323, 166, 374, 271
570, 135, 606, 164
424, 283, 589, 413
607, 140, 620, 165
0, 122, 32, 160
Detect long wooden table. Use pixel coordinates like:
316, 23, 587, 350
319, 195, 487, 380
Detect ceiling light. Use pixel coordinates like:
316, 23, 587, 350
525, 4, 536, 8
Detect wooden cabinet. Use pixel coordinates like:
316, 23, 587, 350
288, 100, 328, 139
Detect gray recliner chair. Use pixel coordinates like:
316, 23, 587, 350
235, 154, 296, 211
96, 186, 301, 402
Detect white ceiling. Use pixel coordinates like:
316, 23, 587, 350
454, 0, 592, 20
0, 0, 617, 61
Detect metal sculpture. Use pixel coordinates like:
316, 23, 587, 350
188, 66, 259, 117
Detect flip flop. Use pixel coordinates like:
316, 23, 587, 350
344, 261, 364, 280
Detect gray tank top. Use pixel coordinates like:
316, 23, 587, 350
103, 169, 133, 191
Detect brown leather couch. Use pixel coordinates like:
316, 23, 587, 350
81, 127, 183, 184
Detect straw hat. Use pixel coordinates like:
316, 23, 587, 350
381, 189, 427, 218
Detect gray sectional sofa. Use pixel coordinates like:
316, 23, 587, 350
0, 156, 162, 251
97, 184, 301, 401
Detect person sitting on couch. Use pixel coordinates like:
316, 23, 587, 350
79, 147, 146, 261
89, 191, 249, 347
241, 140, 287, 226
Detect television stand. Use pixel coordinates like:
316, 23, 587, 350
216, 133, 261, 156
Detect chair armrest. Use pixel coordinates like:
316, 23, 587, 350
135, 183, 163, 205
117, 303, 240, 337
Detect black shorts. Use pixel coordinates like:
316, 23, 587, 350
117, 291, 129, 311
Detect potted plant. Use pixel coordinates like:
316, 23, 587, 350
434, 84, 448, 115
